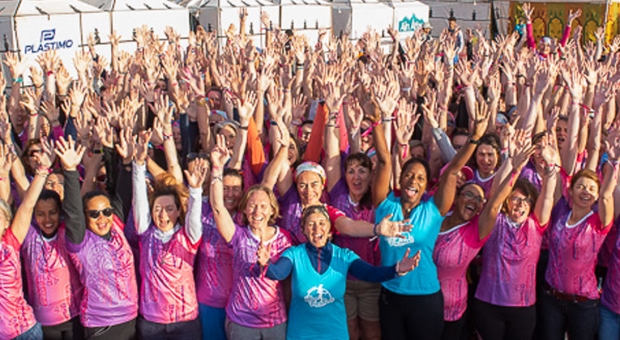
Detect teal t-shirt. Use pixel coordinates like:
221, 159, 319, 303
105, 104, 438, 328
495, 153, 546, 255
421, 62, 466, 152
376, 192, 443, 295
284, 244, 359, 340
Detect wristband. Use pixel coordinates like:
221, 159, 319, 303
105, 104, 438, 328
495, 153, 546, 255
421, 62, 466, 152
239, 125, 249, 130
270, 121, 278, 126
13, 77, 23, 83
326, 123, 339, 128
373, 223, 379, 236
469, 138, 480, 145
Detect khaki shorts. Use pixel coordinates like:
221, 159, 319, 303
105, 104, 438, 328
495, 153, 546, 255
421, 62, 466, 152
344, 280, 381, 321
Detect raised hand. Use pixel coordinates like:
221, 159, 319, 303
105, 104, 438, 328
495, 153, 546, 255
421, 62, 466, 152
134, 129, 152, 166
210, 134, 231, 168
522, 3, 534, 22
236, 91, 258, 126
539, 134, 559, 169
472, 102, 490, 139
54, 136, 86, 171
567, 9, 582, 24
394, 99, 419, 146
512, 142, 535, 173
115, 127, 135, 164
0, 144, 15, 176
184, 158, 209, 189
396, 248, 421, 275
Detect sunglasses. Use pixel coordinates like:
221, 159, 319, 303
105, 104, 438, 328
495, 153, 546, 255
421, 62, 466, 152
86, 208, 114, 219
187, 153, 209, 161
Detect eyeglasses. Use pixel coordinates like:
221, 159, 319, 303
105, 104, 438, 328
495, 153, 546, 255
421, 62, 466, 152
460, 191, 486, 204
45, 180, 64, 187
509, 196, 532, 205
86, 208, 114, 219
187, 153, 209, 161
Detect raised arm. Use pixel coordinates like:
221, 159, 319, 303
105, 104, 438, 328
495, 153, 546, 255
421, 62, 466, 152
228, 90, 257, 170
369, 97, 391, 207
560, 68, 584, 175
534, 135, 559, 226
56, 136, 87, 244
132, 130, 152, 235
151, 94, 183, 183
184, 158, 208, 244
599, 129, 620, 227
434, 103, 489, 216
479, 144, 535, 239
8, 144, 48, 243
210, 135, 236, 243
522, 3, 536, 50
324, 82, 346, 193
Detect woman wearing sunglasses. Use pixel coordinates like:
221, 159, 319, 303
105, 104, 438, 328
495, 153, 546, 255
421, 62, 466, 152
57, 136, 139, 340
472, 135, 558, 340
434, 145, 543, 340
131, 130, 208, 339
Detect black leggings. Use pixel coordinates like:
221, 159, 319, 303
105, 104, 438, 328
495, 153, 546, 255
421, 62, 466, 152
473, 298, 536, 340
84, 318, 137, 340
379, 288, 444, 340
42, 317, 83, 340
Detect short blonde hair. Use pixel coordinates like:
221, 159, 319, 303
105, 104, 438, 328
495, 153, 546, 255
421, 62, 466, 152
239, 185, 280, 226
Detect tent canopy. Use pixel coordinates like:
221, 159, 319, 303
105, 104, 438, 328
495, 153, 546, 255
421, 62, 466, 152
0, 0, 102, 17
79, 0, 184, 11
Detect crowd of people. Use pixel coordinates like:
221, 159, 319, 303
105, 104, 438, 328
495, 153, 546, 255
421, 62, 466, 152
1, 4, 620, 340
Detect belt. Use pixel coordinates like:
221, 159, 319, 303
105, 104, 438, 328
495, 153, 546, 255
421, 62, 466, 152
544, 281, 590, 303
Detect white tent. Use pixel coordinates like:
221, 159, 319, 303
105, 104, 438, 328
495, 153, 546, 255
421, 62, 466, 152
387, 0, 429, 38
279, 0, 332, 44
0, 0, 108, 85
197, 0, 280, 48
78, 0, 190, 55
331, 0, 394, 49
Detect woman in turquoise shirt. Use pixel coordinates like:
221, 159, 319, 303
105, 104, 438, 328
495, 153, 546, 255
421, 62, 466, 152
370, 98, 488, 340
257, 205, 420, 340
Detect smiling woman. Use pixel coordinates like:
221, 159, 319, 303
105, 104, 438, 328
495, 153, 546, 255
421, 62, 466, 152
256, 204, 421, 340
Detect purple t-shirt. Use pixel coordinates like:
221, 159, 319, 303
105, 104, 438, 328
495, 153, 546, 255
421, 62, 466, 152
519, 161, 542, 192
227, 225, 291, 328
329, 179, 380, 273
601, 222, 620, 314
471, 170, 495, 197
195, 201, 238, 309
545, 198, 611, 299
66, 217, 138, 327
434, 216, 487, 321
21, 225, 82, 326
475, 213, 545, 307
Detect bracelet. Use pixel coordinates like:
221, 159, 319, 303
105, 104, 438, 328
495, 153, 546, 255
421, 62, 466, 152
326, 123, 339, 128
163, 134, 172, 141
469, 138, 480, 145
35, 167, 51, 177
211, 175, 223, 184
401, 87, 411, 92
270, 121, 278, 126
382, 117, 395, 123
373, 223, 379, 236
13, 77, 23, 83
239, 125, 249, 130
46, 71, 54, 77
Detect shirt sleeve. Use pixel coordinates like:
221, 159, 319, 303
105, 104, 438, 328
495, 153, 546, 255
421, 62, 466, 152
349, 259, 397, 282
132, 162, 151, 236
526, 21, 536, 50
265, 254, 294, 281
2, 228, 21, 250
186, 186, 203, 244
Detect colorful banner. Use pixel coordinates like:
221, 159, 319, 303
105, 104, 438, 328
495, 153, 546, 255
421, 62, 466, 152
509, 2, 620, 45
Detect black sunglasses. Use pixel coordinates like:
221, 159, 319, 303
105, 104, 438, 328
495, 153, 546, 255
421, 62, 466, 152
87, 208, 114, 219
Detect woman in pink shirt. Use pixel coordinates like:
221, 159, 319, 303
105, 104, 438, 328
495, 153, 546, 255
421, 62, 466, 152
473, 136, 558, 340
21, 188, 83, 339
470, 134, 501, 197
434, 146, 536, 340
540, 163, 618, 340
132, 130, 208, 339
0, 145, 47, 340
210, 135, 291, 339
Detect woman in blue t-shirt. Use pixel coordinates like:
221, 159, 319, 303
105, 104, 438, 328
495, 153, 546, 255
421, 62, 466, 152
370, 96, 488, 340
256, 205, 420, 340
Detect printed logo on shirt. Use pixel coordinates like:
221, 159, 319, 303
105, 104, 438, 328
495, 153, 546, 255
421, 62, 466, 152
304, 284, 335, 308
386, 234, 415, 247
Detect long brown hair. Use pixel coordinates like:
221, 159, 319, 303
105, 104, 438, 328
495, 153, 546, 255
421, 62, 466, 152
148, 173, 189, 226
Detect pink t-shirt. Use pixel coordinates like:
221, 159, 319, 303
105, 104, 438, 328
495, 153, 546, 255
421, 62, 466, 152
475, 213, 545, 307
545, 199, 611, 300
139, 226, 200, 324
196, 201, 234, 309
227, 225, 291, 328
434, 216, 487, 321
601, 225, 620, 314
471, 170, 495, 197
0, 229, 37, 339
329, 179, 380, 274
66, 217, 139, 327
21, 225, 82, 326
